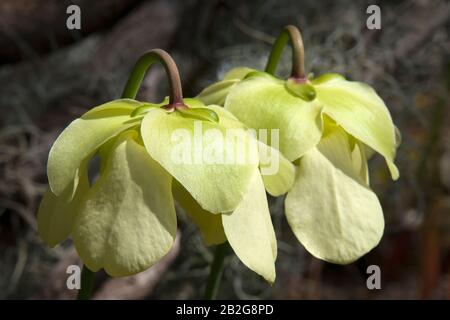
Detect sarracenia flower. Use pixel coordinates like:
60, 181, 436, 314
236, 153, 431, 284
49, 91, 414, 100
38, 50, 292, 282
197, 26, 400, 264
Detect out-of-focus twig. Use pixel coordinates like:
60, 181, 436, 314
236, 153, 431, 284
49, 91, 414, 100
233, 18, 276, 45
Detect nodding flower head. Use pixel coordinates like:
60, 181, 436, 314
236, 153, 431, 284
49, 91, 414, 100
38, 49, 295, 283
197, 25, 400, 264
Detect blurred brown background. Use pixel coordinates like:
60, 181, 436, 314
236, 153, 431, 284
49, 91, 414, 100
0, 0, 449, 299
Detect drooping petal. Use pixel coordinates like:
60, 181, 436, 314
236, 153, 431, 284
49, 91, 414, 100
172, 179, 226, 246
285, 127, 384, 264
318, 125, 364, 184
223, 67, 256, 80
37, 160, 89, 247
314, 76, 399, 179
197, 79, 241, 106
225, 77, 323, 161
83, 99, 144, 117
47, 99, 140, 196
310, 73, 345, 85
258, 141, 295, 196
196, 67, 255, 106
73, 131, 176, 277
141, 107, 259, 213
351, 141, 370, 185
206, 105, 294, 195
222, 170, 277, 283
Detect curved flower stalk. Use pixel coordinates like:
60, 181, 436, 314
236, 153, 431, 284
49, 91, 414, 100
38, 49, 292, 285
197, 26, 400, 264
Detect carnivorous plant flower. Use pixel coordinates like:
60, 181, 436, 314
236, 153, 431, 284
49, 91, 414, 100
38, 50, 292, 289
197, 26, 400, 264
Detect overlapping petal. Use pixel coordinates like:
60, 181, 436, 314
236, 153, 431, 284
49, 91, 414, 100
196, 67, 255, 105
73, 131, 176, 277
222, 169, 277, 283
47, 99, 141, 196
225, 76, 323, 161
141, 105, 259, 213
208, 105, 295, 195
351, 141, 370, 185
172, 179, 227, 246
313, 75, 399, 179
258, 141, 295, 196
37, 159, 89, 247
223, 67, 255, 81
285, 126, 384, 264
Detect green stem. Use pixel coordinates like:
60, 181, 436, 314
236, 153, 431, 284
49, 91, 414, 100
265, 25, 306, 80
204, 242, 229, 300
77, 264, 95, 300
121, 49, 185, 107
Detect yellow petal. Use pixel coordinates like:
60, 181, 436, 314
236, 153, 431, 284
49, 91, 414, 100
258, 141, 295, 196
223, 67, 255, 80
197, 79, 241, 106
47, 99, 140, 196
37, 160, 89, 247
172, 179, 226, 246
73, 132, 176, 277
285, 128, 384, 264
141, 107, 259, 213
351, 141, 370, 185
225, 77, 323, 161
315, 77, 399, 179
222, 170, 276, 283
83, 99, 143, 117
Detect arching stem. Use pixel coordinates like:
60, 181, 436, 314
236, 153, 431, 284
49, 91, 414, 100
265, 25, 306, 81
121, 49, 186, 109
